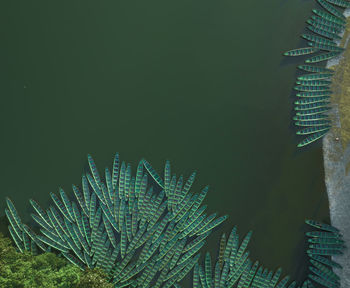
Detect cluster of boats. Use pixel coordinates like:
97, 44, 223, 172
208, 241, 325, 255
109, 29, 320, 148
305, 219, 345, 288
284, 0, 349, 147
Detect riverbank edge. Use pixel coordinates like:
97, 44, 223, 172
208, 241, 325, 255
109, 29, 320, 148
322, 9, 350, 288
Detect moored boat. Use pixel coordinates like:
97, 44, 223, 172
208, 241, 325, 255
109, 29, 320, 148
297, 73, 333, 81
296, 125, 330, 135
308, 269, 340, 287
312, 9, 346, 25
293, 114, 329, 121
305, 219, 340, 233
307, 19, 342, 34
296, 91, 332, 97
309, 243, 345, 250
294, 96, 330, 104
296, 79, 331, 86
308, 42, 344, 52
306, 231, 342, 238
308, 274, 341, 288
307, 248, 343, 256
295, 119, 331, 126
305, 51, 341, 63
325, 0, 350, 8
308, 237, 344, 244
297, 65, 334, 73
309, 254, 342, 269
317, 0, 347, 20
302, 33, 337, 45
295, 102, 330, 110
294, 85, 330, 91
284, 47, 319, 56
296, 107, 331, 116
310, 16, 345, 30
307, 25, 342, 40
297, 130, 329, 147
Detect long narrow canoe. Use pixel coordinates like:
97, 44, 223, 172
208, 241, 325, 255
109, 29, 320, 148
302, 33, 337, 45
295, 119, 331, 126
307, 248, 343, 256
294, 85, 330, 91
296, 125, 330, 135
312, 9, 346, 24
307, 19, 342, 34
308, 237, 344, 244
284, 47, 319, 56
297, 65, 334, 73
311, 16, 345, 30
295, 96, 330, 104
295, 102, 331, 111
297, 130, 329, 147
308, 272, 340, 288
296, 107, 331, 116
306, 231, 342, 238
326, 0, 350, 7
293, 114, 329, 121
297, 73, 333, 81
308, 42, 344, 52
309, 243, 345, 250
307, 25, 342, 40
305, 51, 341, 63
296, 91, 332, 97
308, 254, 342, 269
295, 79, 331, 86
305, 219, 340, 233
317, 0, 347, 20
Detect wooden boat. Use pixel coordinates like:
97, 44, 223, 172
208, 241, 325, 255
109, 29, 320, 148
308, 274, 340, 288
294, 85, 330, 92
311, 16, 345, 30
295, 102, 330, 111
312, 9, 346, 24
307, 248, 343, 256
317, 0, 347, 20
305, 51, 341, 63
296, 125, 330, 135
308, 237, 344, 244
305, 219, 340, 233
325, 0, 350, 8
308, 269, 340, 287
296, 91, 332, 97
307, 19, 342, 34
309, 243, 345, 250
308, 254, 342, 269
297, 130, 329, 147
307, 25, 342, 40
302, 33, 337, 45
308, 42, 344, 52
306, 231, 342, 238
295, 119, 331, 126
296, 79, 331, 86
295, 96, 330, 104
297, 65, 334, 73
284, 47, 319, 56
296, 107, 331, 116
297, 73, 333, 81
293, 114, 329, 121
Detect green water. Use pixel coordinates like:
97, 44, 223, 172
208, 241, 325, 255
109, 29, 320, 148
0, 0, 329, 286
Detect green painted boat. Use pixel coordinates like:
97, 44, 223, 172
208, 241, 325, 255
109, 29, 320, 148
307, 19, 342, 34
294, 101, 330, 111
307, 25, 342, 40
297, 65, 334, 73
308, 254, 342, 269
295, 79, 331, 86
302, 33, 338, 46
325, 0, 350, 8
305, 51, 341, 63
311, 16, 345, 30
308, 42, 344, 52
307, 248, 343, 256
295, 119, 331, 126
308, 274, 340, 288
294, 85, 330, 91
297, 130, 329, 147
284, 47, 319, 56
295, 96, 330, 104
317, 0, 346, 20
309, 243, 345, 250
293, 114, 329, 121
312, 9, 346, 24
296, 91, 332, 97
305, 219, 340, 233
310, 260, 341, 281
308, 268, 340, 286
306, 231, 342, 238
297, 73, 333, 81
296, 107, 331, 116
308, 238, 344, 244
296, 125, 330, 135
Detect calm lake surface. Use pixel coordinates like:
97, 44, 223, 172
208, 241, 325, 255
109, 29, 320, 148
0, 0, 329, 286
